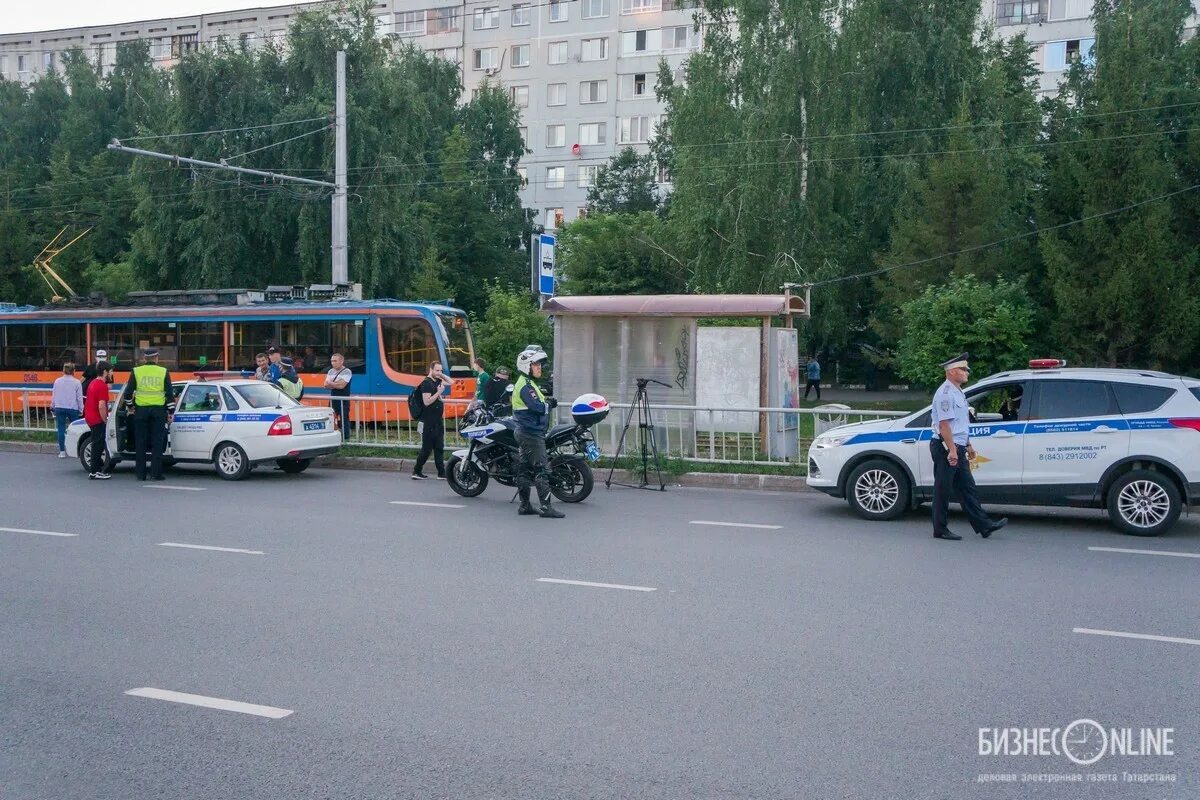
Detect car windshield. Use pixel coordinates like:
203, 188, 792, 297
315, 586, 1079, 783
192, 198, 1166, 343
232, 383, 299, 409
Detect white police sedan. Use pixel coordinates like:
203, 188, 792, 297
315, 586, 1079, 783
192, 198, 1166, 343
66, 378, 341, 480
806, 361, 1200, 536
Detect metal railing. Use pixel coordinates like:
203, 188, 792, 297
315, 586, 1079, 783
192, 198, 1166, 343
0, 387, 911, 465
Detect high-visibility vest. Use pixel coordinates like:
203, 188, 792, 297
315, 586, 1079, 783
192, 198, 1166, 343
511, 375, 545, 412
132, 363, 168, 406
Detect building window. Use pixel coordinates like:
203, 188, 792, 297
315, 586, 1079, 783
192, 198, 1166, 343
548, 41, 568, 64
621, 29, 660, 55
549, 0, 569, 22
473, 6, 500, 29
630, 72, 649, 97
519, 126, 528, 146
473, 47, 498, 70
431, 46, 461, 62
620, 0, 661, 13
547, 82, 567, 106
545, 208, 565, 228
0, 55, 7, 76
511, 2, 531, 25
579, 122, 607, 145
995, 0, 1045, 25
517, 166, 528, 186
428, 7, 462, 34
578, 164, 600, 187
397, 10, 426, 35
546, 124, 566, 147
1048, 0, 1091, 21
577, 207, 589, 219
1044, 37, 1094, 71
546, 167, 565, 189
663, 25, 693, 50
17, 54, 29, 73
583, 0, 609, 17
510, 85, 529, 107
580, 80, 608, 103
662, 0, 697, 9
581, 37, 608, 61
43, 51, 55, 71
511, 44, 530, 67
658, 164, 672, 183
619, 115, 656, 143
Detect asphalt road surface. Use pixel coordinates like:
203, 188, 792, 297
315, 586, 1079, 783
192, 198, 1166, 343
2, 452, 1197, 799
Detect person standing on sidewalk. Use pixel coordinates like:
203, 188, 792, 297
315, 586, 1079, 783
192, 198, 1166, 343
411, 361, 452, 480
804, 356, 822, 401
324, 353, 353, 441
83, 362, 114, 480
51, 363, 84, 458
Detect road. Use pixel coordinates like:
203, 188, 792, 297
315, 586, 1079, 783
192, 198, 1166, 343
2, 452, 1197, 799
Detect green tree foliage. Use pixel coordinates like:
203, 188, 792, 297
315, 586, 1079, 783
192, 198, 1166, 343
1038, 0, 1200, 370
557, 212, 684, 295
895, 275, 1034, 389
472, 283, 553, 374
586, 147, 661, 214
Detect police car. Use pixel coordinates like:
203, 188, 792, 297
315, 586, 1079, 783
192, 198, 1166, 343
66, 377, 341, 480
806, 360, 1200, 536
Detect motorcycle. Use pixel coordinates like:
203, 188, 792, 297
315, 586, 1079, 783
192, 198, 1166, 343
445, 393, 610, 503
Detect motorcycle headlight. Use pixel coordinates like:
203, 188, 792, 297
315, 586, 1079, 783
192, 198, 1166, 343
812, 434, 850, 450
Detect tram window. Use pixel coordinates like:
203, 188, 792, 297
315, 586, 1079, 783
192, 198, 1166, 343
229, 322, 279, 371
132, 322, 179, 368
382, 318, 438, 376
1, 324, 45, 369
45, 324, 86, 368
178, 322, 224, 370
330, 321, 366, 374
91, 323, 137, 370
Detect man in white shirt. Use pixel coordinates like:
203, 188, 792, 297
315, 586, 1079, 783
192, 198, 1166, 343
324, 353, 353, 441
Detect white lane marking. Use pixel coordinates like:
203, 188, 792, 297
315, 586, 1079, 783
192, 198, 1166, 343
1089, 546, 1200, 560
389, 500, 465, 509
1073, 627, 1200, 647
158, 542, 265, 555
143, 484, 206, 491
689, 520, 782, 530
125, 687, 293, 718
0, 526, 78, 538
537, 578, 657, 592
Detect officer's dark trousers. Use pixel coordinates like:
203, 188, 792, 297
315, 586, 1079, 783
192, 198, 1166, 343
133, 407, 168, 480
413, 416, 445, 476
516, 430, 551, 505
931, 439, 992, 535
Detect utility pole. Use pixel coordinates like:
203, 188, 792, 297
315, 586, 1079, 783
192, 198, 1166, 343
107, 52, 350, 286
332, 50, 348, 284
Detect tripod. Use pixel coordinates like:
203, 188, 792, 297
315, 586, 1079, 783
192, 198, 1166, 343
606, 378, 669, 491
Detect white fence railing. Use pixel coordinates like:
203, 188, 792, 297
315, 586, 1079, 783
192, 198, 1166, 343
1, 387, 911, 466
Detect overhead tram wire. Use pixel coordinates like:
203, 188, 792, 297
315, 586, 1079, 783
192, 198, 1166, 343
121, 116, 330, 142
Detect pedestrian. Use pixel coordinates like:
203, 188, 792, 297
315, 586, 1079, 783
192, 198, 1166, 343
472, 357, 491, 403
930, 353, 1007, 541
804, 356, 822, 401
411, 361, 452, 479
128, 348, 172, 482
267, 346, 283, 381
511, 348, 564, 518
324, 352, 353, 441
253, 352, 271, 381
51, 363, 84, 458
482, 365, 512, 412
83, 362, 114, 480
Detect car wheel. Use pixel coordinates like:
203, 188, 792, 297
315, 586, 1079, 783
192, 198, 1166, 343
846, 459, 910, 521
446, 455, 488, 497
214, 442, 250, 481
1107, 469, 1180, 536
276, 459, 311, 474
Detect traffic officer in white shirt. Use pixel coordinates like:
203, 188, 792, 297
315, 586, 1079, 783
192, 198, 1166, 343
930, 352, 1007, 541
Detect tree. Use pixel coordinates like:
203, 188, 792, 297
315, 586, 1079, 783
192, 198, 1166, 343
586, 147, 661, 214
408, 246, 453, 301
557, 212, 685, 295
894, 275, 1034, 389
471, 283, 553, 375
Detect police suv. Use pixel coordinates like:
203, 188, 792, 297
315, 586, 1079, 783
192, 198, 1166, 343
66, 377, 341, 480
806, 361, 1200, 536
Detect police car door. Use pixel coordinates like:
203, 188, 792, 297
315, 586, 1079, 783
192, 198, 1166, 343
1022, 378, 1130, 503
963, 381, 1029, 502
170, 384, 227, 459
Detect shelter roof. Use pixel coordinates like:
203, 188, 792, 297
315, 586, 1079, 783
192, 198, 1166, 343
540, 294, 808, 318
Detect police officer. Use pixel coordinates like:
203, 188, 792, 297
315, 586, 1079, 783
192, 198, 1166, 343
128, 348, 173, 481
512, 347, 564, 518
930, 353, 1007, 540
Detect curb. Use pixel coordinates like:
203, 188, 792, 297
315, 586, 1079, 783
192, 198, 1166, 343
0, 441, 810, 493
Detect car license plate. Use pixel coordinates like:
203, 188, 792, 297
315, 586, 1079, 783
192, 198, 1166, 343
303, 420, 325, 431
584, 442, 600, 462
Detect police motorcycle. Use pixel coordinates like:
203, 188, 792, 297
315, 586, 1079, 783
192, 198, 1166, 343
445, 393, 610, 502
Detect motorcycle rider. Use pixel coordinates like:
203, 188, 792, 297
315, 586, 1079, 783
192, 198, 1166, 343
512, 347, 564, 519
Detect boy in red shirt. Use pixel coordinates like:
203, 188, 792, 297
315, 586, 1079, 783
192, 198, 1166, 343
83, 362, 114, 480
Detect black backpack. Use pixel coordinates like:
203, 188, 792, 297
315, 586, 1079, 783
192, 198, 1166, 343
407, 387, 424, 420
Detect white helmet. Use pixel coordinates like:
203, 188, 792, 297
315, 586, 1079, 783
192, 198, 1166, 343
517, 347, 548, 375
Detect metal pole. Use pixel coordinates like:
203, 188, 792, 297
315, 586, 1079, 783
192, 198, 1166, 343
332, 50, 348, 285
106, 143, 335, 188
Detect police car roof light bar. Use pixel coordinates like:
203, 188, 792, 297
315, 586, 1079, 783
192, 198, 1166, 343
1029, 358, 1067, 369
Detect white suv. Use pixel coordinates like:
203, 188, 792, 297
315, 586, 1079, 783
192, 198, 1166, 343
806, 362, 1200, 536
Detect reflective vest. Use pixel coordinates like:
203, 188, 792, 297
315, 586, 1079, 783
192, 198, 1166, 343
511, 375, 545, 412
132, 363, 168, 406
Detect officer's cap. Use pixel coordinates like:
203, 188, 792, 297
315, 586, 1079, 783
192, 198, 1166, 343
142, 348, 160, 358
281, 356, 294, 367
941, 352, 970, 372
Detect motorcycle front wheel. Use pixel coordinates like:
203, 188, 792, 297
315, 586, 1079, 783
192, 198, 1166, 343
550, 459, 593, 503
446, 455, 489, 497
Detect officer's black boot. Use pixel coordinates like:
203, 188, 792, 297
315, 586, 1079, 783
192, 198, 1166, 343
517, 487, 537, 516
536, 481, 564, 519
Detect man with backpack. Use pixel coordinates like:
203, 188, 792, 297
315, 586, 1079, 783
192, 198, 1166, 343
410, 361, 452, 480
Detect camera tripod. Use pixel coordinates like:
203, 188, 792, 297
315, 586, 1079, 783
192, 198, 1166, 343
605, 378, 669, 491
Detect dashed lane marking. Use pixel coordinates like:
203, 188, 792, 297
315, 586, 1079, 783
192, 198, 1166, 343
689, 520, 782, 530
536, 578, 657, 592
0, 526, 78, 538
124, 687, 293, 718
389, 500, 466, 509
1073, 627, 1200, 647
158, 542, 265, 555
1088, 546, 1200, 560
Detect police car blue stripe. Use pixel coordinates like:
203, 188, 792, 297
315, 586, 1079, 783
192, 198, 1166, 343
843, 417, 1178, 446
171, 413, 282, 423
